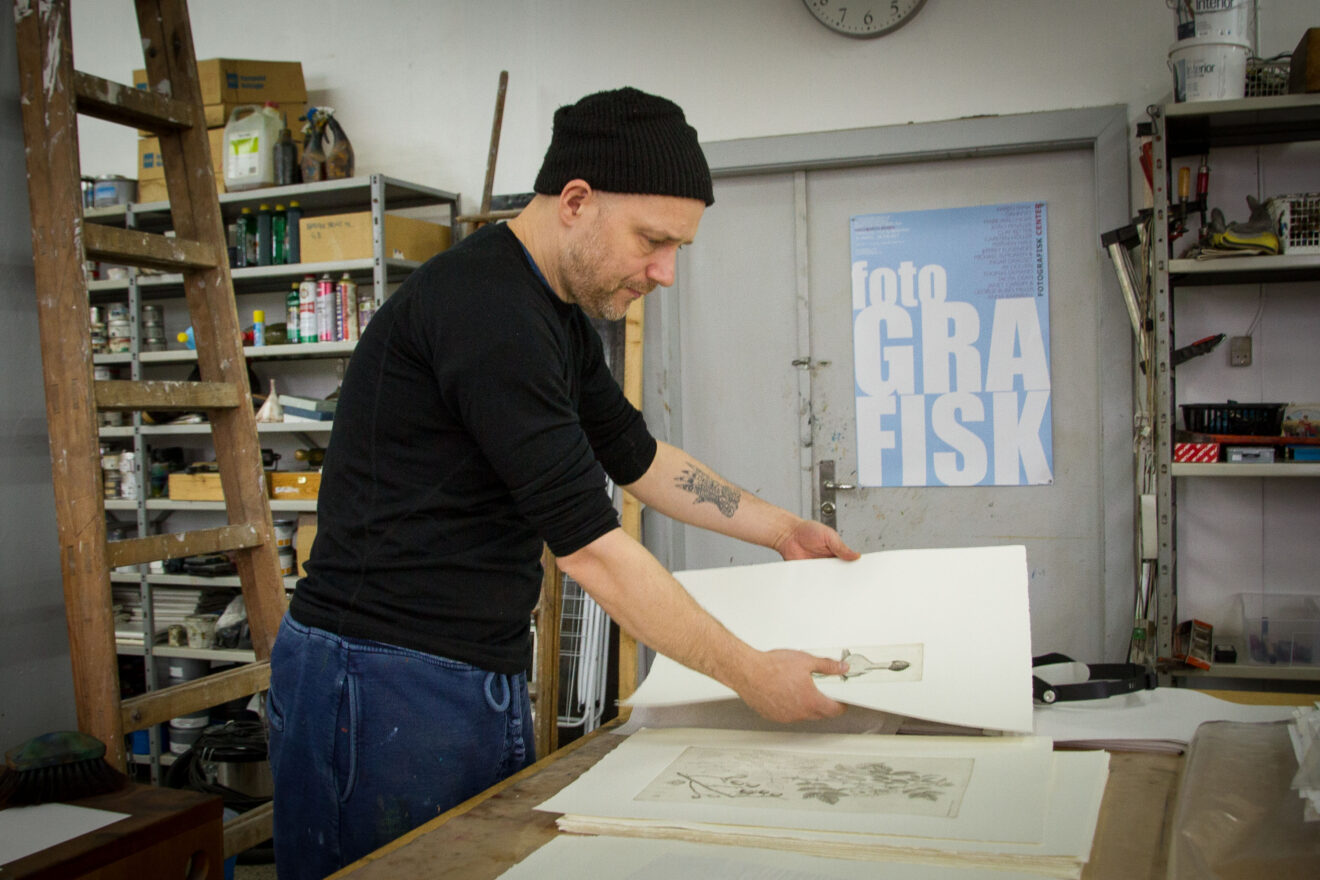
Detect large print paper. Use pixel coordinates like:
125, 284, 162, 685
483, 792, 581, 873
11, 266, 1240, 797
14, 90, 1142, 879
539, 728, 1053, 845
626, 546, 1033, 734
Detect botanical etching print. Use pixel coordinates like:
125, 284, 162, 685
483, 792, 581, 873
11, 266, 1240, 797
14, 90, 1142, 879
675, 464, 740, 517
635, 746, 973, 818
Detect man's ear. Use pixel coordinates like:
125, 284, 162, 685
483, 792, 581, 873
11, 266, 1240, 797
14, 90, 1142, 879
557, 179, 594, 226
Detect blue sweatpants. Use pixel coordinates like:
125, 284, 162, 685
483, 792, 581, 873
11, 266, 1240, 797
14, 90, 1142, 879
266, 613, 535, 880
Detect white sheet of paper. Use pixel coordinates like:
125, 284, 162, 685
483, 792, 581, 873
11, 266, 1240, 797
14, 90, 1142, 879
1033, 686, 1300, 747
627, 546, 1033, 733
496, 834, 1047, 880
0, 802, 129, 864
538, 727, 1054, 845
554, 749, 1110, 876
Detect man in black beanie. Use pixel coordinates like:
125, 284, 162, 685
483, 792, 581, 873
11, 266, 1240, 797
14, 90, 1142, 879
267, 86, 858, 880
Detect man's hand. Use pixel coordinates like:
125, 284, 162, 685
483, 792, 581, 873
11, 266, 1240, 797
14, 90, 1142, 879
731, 650, 849, 723
773, 518, 861, 562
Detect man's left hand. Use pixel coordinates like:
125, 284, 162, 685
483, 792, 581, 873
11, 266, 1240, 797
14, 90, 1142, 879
774, 519, 861, 562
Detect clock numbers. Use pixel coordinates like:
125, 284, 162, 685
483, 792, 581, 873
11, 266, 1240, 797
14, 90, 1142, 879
803, 0, 926, 38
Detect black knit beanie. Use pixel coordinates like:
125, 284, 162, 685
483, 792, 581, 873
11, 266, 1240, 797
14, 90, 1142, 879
533, 87, 714, 206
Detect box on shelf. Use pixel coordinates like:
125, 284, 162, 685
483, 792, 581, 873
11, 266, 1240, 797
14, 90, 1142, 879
1180, 402, 1286, 436
1173, 441, 1220, 463
139, 128, 226, 186
299, 212, 453, 264
1225, 445, 1275, 463
134, 58, 306, 110
295, 513, 316, 577
1238, 592, 1320, 666
168, 470, 274, 501
1290, 27, 1320, 94
270, 471, 321, 500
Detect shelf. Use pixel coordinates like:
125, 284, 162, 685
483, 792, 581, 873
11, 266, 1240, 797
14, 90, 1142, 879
111, 572, 299, 589
1163, 92, 1320, 155
1172, 463, 1320, 477
101, 420, 333, 439
124, 174, 461, 232
137, 340, 357, 363
114, 256, 421, 300
1172, 662, 1320, 682
142, 499, 317, 512
115, 642, 257, 662
1168, 253, 1320, 286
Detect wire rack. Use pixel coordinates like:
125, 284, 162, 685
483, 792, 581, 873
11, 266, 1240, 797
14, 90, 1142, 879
556, 576, 610, 732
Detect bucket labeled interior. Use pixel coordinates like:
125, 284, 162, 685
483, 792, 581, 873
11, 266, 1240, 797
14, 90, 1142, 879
1169, 37, 1250, 102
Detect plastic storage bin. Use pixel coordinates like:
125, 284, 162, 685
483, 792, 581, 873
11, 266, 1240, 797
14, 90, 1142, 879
1237, 592, 1320, 666
1181, 402, 1286, 436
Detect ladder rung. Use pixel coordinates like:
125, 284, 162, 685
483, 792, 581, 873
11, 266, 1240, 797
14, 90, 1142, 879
95, 379, 240, 412
223, 803, 273, 860
121, 660, 271, 732
107, 522, 265, 569
73, 70, 195, 133
84, 223, 218, 273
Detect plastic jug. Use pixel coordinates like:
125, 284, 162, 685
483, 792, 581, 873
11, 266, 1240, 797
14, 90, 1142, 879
223, 104, 282, 192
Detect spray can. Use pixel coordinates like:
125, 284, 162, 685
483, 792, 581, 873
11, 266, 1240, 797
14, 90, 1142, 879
298, 274, 318, 343
316, 273, 335, 341
357, 288, 377, 334
286, 283, 301, 343
337, 273, 359, 342
252, 309, 266, 347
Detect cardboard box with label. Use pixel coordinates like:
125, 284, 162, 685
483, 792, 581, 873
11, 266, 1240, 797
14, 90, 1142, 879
299, 212, 453, 264
270, 471, 321, 500
134, 58, 307, 118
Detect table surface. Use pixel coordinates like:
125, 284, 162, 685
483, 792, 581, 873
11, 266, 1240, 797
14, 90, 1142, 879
328, 721, 1185, 880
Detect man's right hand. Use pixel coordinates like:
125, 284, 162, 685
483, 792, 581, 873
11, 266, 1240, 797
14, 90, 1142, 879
732, 650, 849, 723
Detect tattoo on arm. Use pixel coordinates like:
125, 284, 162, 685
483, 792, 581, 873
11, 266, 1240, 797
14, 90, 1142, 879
675, 463, 741, 518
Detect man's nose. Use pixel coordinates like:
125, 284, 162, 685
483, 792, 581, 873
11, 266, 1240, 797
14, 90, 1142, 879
646, 247, 678, 287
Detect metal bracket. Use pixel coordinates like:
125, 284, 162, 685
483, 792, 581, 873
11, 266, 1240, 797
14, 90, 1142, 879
817, 460, 856, 530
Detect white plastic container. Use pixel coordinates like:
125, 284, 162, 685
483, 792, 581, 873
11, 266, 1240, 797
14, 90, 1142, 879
223, 104, 282, 192
1168, 37, 1250, 103
1189, 0, 1251, 43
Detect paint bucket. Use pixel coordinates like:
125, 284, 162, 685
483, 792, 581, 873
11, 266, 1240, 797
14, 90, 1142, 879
272, 518, 296, 548
1169, 37, 1250, 102
1183, 0, 1251, 44
92, 174, 136, 208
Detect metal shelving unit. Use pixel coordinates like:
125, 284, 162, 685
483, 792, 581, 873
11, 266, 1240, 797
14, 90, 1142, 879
1150, 93, 1320, 685
89, 175, 459, 774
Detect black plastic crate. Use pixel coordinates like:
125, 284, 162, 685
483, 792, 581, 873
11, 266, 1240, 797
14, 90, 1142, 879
1180, 402, 1286, 436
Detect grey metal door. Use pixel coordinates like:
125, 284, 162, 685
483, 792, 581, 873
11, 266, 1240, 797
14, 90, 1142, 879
648, 109, 1132, 659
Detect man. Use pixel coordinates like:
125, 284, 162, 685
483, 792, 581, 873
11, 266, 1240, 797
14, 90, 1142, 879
266, 86, 858, 879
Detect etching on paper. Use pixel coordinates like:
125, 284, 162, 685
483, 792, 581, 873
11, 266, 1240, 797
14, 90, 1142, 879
635, 746, 972, 818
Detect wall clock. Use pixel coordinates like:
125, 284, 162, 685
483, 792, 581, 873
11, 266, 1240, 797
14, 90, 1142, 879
802, 0, 927, 38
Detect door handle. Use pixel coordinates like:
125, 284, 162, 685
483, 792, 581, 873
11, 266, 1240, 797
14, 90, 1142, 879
817, 460, 857, 530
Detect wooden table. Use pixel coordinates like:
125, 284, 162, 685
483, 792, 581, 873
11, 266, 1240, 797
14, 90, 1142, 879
0, 783, 223, 880
328, 721, 1184, 880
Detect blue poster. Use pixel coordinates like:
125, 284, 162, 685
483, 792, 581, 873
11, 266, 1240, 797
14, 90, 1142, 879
850, 202, 1052, 487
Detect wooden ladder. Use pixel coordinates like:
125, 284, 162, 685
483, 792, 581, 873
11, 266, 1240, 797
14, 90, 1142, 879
14, 0, 283, 855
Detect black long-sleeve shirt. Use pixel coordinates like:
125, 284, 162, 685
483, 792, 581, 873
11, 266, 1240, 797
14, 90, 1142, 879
289, 223, 657, 674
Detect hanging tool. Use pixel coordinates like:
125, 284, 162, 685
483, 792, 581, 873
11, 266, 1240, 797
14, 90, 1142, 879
1172, 332, 1225, 367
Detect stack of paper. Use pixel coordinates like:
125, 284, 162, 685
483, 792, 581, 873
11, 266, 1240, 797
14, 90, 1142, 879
536, 727, 1108, 878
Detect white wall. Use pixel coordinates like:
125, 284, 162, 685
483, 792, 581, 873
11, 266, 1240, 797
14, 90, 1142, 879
70, 1, 1313, 209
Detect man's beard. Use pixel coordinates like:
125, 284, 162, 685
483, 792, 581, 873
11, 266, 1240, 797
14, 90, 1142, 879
560, 223, 648, 321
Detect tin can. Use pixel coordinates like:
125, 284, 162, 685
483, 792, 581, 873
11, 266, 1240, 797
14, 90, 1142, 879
286, 284, 301, 343
278, 547, 296, 577
299, 275, 317, 343
316, 273, 335, 342
337, 274, 359, 342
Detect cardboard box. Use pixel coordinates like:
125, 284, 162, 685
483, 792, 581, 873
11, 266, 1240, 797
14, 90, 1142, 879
1173, 442, 1220, 463
295, 513, 317, 577
167, 470, 275, 501
1290, 28, 1320, 94
270, 471, 321, 500
299, 212, 453, 264
139, 128, 226, 182
134, 58, 306, 108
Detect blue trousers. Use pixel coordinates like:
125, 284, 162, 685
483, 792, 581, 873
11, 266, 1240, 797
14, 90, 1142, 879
266, 614, 535, 880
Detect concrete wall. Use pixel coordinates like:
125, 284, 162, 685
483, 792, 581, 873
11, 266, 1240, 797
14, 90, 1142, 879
1, 5, 76, 749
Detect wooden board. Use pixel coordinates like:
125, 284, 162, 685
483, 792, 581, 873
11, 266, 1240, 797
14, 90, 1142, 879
327, 720, 1183, 880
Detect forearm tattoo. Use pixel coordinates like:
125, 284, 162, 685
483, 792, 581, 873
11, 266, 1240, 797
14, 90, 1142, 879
675, 463, 741, 518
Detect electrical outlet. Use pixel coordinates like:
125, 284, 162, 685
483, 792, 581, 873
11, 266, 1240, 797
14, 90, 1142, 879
1229, 335, 1252, 367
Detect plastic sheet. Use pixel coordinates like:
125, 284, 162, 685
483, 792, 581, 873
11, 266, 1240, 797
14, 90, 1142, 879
1169, 720, 1320, 879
